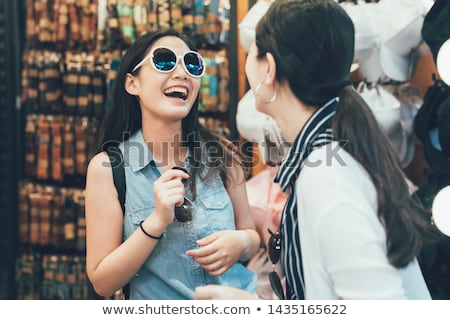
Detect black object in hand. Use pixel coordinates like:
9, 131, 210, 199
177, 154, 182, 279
172, 166, 193, 223
174, 198, 194, 223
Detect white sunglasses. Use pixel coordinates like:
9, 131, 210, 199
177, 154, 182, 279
131, 46, 206, 78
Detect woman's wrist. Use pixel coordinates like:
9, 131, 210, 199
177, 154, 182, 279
139, 220, 163, 240
140, 212, 168, 239
238, 229, 261, 261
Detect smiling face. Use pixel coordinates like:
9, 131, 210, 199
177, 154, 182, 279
125, 36, 202, 123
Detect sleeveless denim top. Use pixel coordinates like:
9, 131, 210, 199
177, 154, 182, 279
119, 130, 257, 299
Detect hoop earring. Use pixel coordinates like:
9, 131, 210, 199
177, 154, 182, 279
255, 82, 278, 104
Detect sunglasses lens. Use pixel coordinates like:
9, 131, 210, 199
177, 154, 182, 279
184, 52, 205, 76
269, 271, 285, 300
174, 198, 193, 223
152, 48, 177, 72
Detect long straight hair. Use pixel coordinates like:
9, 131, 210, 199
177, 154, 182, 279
334, 87, 437, 267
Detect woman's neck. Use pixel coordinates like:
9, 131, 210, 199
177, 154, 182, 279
272, 87, 316, 142
141, 121, 186, 170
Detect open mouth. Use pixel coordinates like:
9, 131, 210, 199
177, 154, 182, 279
163, 86, 188, 101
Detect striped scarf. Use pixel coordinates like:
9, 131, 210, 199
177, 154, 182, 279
274, 98, 338, 299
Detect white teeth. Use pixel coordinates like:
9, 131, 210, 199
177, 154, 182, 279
164, 87, 188, 96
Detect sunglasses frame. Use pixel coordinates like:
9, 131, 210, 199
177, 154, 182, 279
172, 166, 194, 223
131, 46, 206, 78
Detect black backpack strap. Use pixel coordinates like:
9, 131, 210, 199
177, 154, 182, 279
105, 145, 130, 299
106, 145, 126, 214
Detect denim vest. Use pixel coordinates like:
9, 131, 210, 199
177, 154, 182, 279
119, 130, 257, 299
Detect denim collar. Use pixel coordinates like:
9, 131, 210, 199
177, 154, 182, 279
120, 129, 194, 173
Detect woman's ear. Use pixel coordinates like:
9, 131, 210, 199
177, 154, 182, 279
264, 52, 277, 85
124, 73, 139, 96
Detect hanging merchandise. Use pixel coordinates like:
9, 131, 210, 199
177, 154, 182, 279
340, 0, 430, 84
105, 1, 124, 51
24, 114, 38, 179
133, 0, 148, 37
147, 0, 159, 32
62, 117, 76, 178
92, 60, 107, 118
170, 0, 184, 32
158, 0, 171, 29
16, 252, 90, 299
182, 0, 195, 34
204, 0, 221, 47
200, 55, 218, 112
64, 57, 80, 115
357, 82, 418, 169
193, 0, 205, 35
36, 116, 51, 181
118, 0, 136, 45
18, 182, 32, 246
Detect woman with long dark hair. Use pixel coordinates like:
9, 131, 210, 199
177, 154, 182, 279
196, 0, 435, 300
85, 29, 260, 299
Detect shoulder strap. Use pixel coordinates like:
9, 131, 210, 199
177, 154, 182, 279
106, 145, 126, 214
105, 145, 130, 299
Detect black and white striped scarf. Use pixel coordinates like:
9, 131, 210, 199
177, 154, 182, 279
274, 97, 338, 299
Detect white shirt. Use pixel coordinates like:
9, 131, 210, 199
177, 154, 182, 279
295, 142, 431, 299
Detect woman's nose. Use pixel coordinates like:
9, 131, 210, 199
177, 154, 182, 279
172, 58, 188, 79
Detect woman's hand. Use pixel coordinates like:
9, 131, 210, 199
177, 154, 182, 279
152, 169, 189, 227
195, 285, 258, 300
186, 230, 248, 276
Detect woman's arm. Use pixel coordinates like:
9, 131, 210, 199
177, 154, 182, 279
85, 152, 186, 297
226, 164, 261, 261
